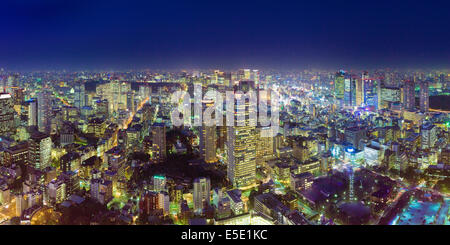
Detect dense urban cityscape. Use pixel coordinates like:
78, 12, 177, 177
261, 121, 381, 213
0, 68, 447, 225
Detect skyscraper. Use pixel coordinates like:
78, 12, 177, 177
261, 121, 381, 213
251, 70, 260, 86
403, 80, 415, 110
153, 175, 166, 192
0, 93, 15, 135
37, 90, 52, 134
73, 82, 85, 109
29, 131, 52, 170
344, 74, 356, 107
334, 71, 345, 101
227, 81, 257, 188
362, 74, 379, 110
152, 122, 167, 162
193, 177, 211, 214
419, 81, 429, 113
26, 98, 38, 127
200, 100, 217, 163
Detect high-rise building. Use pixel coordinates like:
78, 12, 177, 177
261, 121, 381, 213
419, 81, 429, 113
90, 178, 113, 205
200, 125, 217, 163
73, 82, 85, 109
0, 93, 15, 135
362, 75, 379, 109
227, 81, 257, 188
25, 98, 38, 127
153, 175, 166, 192
152, 123, 166, 162
29, 131, 52, 170
334, 71, 345, 101
255, 127, 274, 167
37, 90, 52, 134
193, 177, 211, 214
356, 75, 364, 106
251, 70, 260, 86
200, 100, 217, 163
344, 74, 357, 107
403, 80, 415, 110
421, 124, 437, 149
157, 191, 170, 215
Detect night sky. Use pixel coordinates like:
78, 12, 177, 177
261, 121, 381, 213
1, 0, 450, 70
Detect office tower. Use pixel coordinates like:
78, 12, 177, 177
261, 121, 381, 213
200, 100, 217, 163
380, 86, 401, 109
26, 98, 38, 126
138, 85, 151, 100
47, 178, 66, 205
157, 191, 170, 215
334, 70, 345, 100
153, 175, 166, 192
403, 80, 415, 110
5, 75, 17, 94
356, 76, 363, 106
151, 123, 166, 162
37, 90, 52, 134
4, 142, 28, 167
95, 99, 109, 119
255, 126, 274, 166
120, 82, 130, 111
90, 178, 113, 205
419, 81, 429, 113
106, 81, 120, 113
12, 88, 24, 106
73, 82, 85, 109
0, 93, 15, 135
29, 131, 52, 170
251, 70, 260, 86
61, 171, 80, 197
227, 81, 257, 188
421, 124, 437, 149
193, 177, 211, 214
362, 75, 379, 109
342, 74, 357, 107
200, 125, 217, 163
344, 127, 365, 150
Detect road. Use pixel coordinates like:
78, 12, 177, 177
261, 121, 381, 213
0, 198, 17, 224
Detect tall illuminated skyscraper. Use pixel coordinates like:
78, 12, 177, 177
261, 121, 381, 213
0, 93, 15, 135
419, 81, 429, 113
153, 175, 166, 192
193, 177, 211, 214
73, 82, 85, 109
29, 131, 52, 170
344, 74, 356, 107
227, 81, 257, 188
37, 90, 52, 134
152, 122, 167, 162
200, 125, 217, 163
251, 70, 260, 86
362, 73, 379, 110
334, 71, 345, 101
200, 100, 217, 163
403, 80, 415, 110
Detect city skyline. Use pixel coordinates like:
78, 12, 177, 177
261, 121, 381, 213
0, 0, 448, 231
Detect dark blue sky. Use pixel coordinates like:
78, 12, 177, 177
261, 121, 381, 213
1, 0, 449, 70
